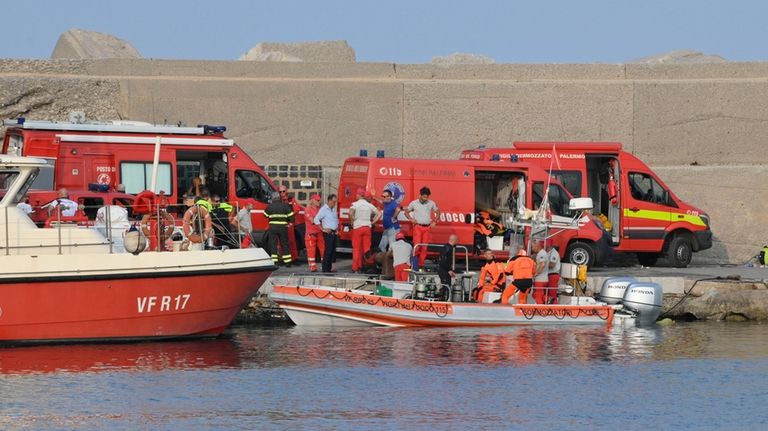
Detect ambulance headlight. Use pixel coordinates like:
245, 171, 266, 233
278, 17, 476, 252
700, 214, 710, 228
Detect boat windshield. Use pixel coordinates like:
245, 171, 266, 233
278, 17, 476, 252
0, 168, 38, 205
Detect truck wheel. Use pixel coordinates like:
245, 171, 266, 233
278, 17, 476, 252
637, 252, 660, 267
566, 241, 596, 267
667, 236, 693, 268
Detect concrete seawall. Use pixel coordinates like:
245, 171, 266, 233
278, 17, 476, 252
2, 59, 767, 264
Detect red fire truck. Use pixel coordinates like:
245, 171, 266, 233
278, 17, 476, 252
337, 154, 611, 266
460, 142, 712, 267
1, 117, 299, 247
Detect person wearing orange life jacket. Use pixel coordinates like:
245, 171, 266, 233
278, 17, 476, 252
473, 249, 507, 302
500, 247, 536, 305
304, 194, 325, 272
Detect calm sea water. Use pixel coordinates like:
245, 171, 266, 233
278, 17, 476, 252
2, 322, 768, 431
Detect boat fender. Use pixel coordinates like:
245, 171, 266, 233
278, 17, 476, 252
123, 225, 147, 255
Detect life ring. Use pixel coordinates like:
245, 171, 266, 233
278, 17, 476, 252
182, 205, 213, 243
140, 212, 176, 238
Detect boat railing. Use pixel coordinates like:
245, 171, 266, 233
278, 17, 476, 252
2, 199, 246, 255
282, 273, 386, 292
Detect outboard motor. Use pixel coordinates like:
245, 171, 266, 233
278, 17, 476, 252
622, 282, 663, 326
598, 277, 637, 304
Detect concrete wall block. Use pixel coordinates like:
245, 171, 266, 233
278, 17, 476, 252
402, 81, 633, 157
0, 76, 121, 121
654, 165, 768, 265
80, 59, 395, 79
627, 62, 768, 80
633, 81, 768, 165
396, 63, 626, 81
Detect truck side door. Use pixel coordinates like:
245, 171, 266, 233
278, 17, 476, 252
233, 169, 276, 233
622, 171, 676, 251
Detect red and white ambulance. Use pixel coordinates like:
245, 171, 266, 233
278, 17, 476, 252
337, 155, 611, 266
1, 117, 293, 245
460, 142, 712, 267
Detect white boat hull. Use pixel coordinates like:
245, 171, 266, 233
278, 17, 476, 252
271, 284, 633, 328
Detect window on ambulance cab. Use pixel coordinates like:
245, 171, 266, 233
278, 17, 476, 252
533, 183, 575, 217
120, 162, 173, 195
550, 170, 582, 197
235, 170, 275, 204
628, 172, 676, 207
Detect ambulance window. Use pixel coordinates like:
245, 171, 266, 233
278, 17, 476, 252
628, 172, 675, 207
235, 170, 274, 203
550, 170, 581, 197
120, 162, 173, 194
533, 183, 575, 217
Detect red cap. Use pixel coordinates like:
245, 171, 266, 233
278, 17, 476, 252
245, 198, 258, 207
356, 187, 365, 196
396, 232, 405, 240
364, 191, 373, 199
310, 194, 321, 201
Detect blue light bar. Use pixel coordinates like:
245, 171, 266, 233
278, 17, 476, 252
490, 154, 500, 161
376, 150, 385, 158
359, 149, 368, 157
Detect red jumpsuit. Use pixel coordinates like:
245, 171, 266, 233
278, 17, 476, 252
501, 256, 535, 305
304, 204, 325, 271
474, 261, 506, 302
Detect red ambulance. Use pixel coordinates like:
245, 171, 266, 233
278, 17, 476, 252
1, 117, 300, 247
460, 142, 712, 267
337, 154, 611, 266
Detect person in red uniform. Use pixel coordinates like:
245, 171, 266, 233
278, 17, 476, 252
304, 194, 325, 272
404, 186, 440, 269
501, 247, 535, 305
473, 249, 506, 302
348, 188, 382, 273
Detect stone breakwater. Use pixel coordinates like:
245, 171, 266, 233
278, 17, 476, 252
2, 59, 768, 264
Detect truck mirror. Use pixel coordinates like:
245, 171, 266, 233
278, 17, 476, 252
568, 197, 593, 211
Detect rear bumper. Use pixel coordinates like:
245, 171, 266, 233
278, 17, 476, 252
694, 229, 713, 251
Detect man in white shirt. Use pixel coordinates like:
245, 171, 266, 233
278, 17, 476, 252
48, 188, 79, 217
17, 194, 33, 215
403, 186, 440, 269
547, 244, 562, 304
348, 188, 382, 273
532, 241, 550, 304
390, 232, 413, 281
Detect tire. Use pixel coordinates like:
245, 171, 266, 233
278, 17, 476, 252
667, 235, 693, 268
637, 252, 660, 267
566, 241, 596, 267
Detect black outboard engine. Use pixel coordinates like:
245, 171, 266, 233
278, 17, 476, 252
622, 282, 663, 326
598, 277, 637, 304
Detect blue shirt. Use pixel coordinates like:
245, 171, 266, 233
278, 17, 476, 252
314, 204, 339, 230
382, 200, 400, 230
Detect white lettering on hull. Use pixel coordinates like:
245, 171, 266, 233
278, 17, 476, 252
137, 294, 191, 313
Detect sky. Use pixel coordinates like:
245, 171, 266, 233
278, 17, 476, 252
3, 0, 767, 64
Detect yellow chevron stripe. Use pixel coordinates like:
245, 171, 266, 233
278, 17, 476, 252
623, 208, 706, 227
